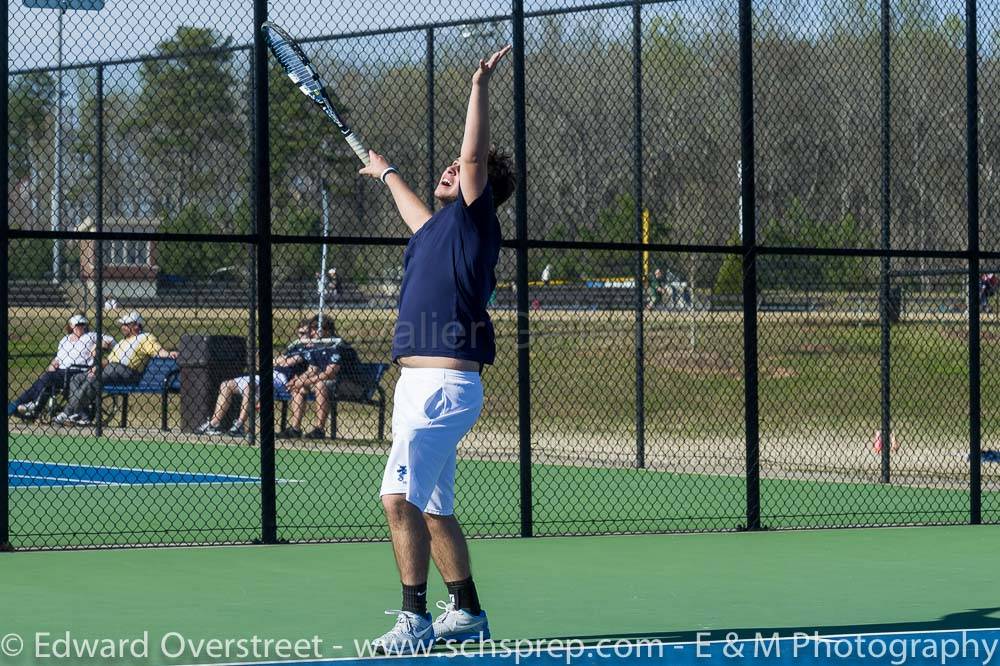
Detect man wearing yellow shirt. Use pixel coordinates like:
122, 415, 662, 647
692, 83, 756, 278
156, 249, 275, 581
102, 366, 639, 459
55, 311, 177, 426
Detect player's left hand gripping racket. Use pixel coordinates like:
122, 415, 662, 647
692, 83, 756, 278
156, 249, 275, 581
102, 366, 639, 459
261, 22, 370, 165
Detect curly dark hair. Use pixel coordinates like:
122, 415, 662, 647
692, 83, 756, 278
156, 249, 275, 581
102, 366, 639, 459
306, 315, 336, 338
487, 145, 517, 208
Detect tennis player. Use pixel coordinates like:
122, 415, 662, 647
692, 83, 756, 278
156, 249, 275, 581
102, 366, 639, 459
358, 45, 516, 654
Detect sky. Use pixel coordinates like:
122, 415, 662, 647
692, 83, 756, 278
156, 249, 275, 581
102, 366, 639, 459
9, 0, 515, 71
8, 0, 1000, 73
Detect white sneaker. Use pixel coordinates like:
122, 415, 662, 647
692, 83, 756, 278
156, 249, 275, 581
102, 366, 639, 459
14, 402, 37, 421
372, 610, 435, 655
433, 600, 490, 642
69, 413, 92, 426
195, 420, 223, 435
53, 412, 72, 425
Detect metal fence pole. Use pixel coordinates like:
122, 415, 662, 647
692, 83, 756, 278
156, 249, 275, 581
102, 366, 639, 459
879, 0, 893, 484
738, 0, 761, 531
966, 0, 982, 525
1, 15, 9, 551
95, 65, 106, 439
426, 27, 436, 208
253, 0, 278, 544
632, 0, 645, 470
512, 0, 532, 538
247, 50, 259, 455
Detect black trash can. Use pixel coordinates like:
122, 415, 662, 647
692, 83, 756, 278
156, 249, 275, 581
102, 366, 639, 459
178, 334, 247, 432
887, 286, 903, 324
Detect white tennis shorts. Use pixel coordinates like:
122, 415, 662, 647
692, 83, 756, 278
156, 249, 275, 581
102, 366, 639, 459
232, 370, 289, 394
380, 367, 483, 516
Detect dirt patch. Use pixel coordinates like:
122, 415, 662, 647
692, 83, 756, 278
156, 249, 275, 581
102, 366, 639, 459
795, 343, 836, 354
645, 350, 798, 380
941, 328, 1000, 344
647, 350, 742, 378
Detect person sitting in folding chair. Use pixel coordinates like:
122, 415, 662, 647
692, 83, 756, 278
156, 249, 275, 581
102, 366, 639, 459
54, 311, 176, 426
8, 314, 114, 421
278, 317, 362, 440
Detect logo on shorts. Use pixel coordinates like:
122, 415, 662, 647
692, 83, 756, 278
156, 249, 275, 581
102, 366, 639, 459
397, 465, 408, 482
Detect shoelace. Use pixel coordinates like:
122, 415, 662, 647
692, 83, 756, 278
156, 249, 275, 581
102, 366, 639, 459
383, 610, 416, 633
435, 600, 464, 622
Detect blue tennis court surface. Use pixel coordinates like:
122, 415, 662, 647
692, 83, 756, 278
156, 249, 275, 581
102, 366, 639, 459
10, 460, 269, 488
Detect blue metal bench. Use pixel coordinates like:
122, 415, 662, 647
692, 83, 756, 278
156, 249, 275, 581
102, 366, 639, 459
274, 362, 388, 440
103, 357, 181, 430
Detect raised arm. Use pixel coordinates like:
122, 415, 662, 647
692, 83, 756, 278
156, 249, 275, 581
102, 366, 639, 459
459, 45, 512, 206
359, 150, 433, 234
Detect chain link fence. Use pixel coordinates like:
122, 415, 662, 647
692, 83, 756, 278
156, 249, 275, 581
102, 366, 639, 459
4, 0, 998, 549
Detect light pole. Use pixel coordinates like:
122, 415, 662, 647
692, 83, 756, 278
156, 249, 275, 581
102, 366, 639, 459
51, 0, 65, 283
23, 0, 105, 282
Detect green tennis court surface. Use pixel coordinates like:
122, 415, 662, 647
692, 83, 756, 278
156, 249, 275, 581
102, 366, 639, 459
8, 432, 994, 547
2, 525, 999, 665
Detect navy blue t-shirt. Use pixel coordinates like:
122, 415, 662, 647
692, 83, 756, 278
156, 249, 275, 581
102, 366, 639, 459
302, 338, 360, 373
392, 184, 501, 365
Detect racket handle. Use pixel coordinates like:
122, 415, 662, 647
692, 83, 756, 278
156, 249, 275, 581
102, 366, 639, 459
345, 132, 370, 165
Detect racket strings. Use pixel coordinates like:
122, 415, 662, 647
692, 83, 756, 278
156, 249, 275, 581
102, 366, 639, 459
273, 45, 314, 81
261, 21, 368, 163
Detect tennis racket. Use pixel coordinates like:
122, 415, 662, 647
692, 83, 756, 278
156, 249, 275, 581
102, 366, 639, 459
261, 21, 370, 165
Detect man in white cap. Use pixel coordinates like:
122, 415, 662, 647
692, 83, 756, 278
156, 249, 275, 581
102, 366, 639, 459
8, 314, 113, 420
55, 311, 177, 425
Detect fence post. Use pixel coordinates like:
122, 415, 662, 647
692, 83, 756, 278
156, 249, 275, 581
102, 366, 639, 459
966, 0, 982, 525
253, 0, 278, 544
632, 0, 645, 470
512, 0, 532, 538
426, 27, 436, 208
879, 0, 892, 484
95, 65, 106, 438
247, 50, 259, 457
738, 0, 760, 531
1, 18, 9, 551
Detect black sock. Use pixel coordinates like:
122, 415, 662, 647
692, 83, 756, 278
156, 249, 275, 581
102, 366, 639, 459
402, 582, 428, 616
446, 576, 481, 615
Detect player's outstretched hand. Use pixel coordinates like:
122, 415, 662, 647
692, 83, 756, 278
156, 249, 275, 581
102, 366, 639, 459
358, 150, 392, 179
472, 44, 512, 86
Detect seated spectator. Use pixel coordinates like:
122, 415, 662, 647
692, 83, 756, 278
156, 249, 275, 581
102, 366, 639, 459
980, 273, 999, 310
8, 314, 114, 421
646, 268, 667, 309
195, 319, 317, 437
278, 317, 362, 440
327, 268, 340, 299
54, 311, 177, 426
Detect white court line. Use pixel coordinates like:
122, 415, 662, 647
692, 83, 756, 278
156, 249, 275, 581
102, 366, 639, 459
13, 458, 266, 481
9, 471, 304, 490
11, 474, 106, 485
172, 626, 1000, 666
11, 459, 303, 485
12, 479, 305, 489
